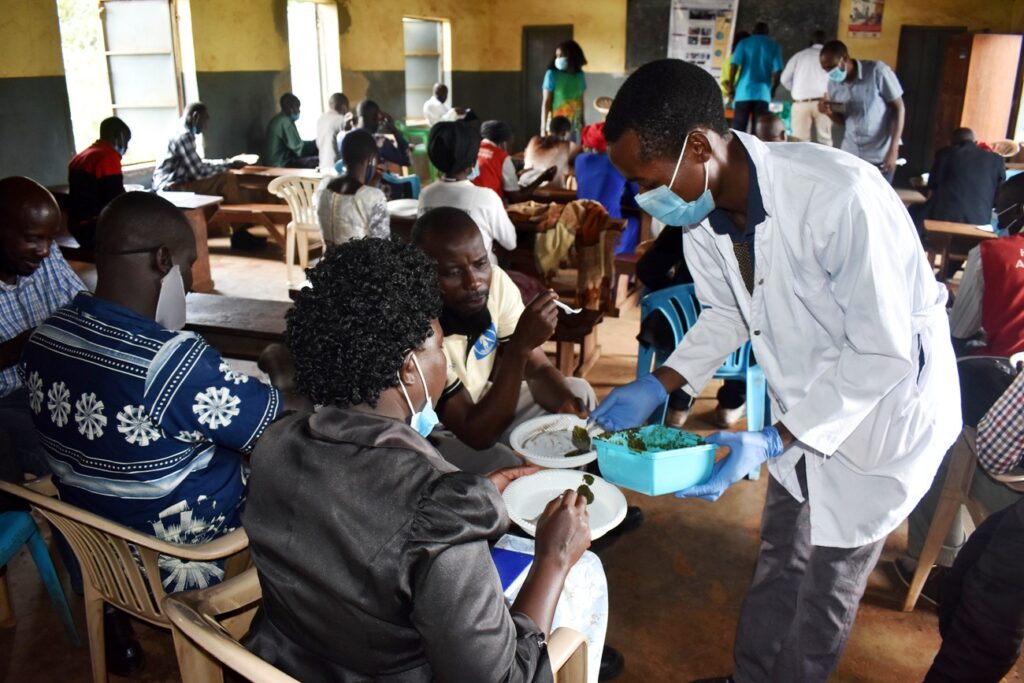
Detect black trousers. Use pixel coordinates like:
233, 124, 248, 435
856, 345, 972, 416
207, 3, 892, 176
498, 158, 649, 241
732, 100, 769, 134
925, 497, 1024, 682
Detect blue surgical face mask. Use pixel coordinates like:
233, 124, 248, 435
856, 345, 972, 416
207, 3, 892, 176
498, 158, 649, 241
634, 133, 715, 227
827, 63, 847, 83
190, 126, 200, 136
290, 112, 300, 122
467, 164, 480, 181
364, 160, 377, 185
114, 144, 127, 157
555, 56, 569, 71
398, 354, 439, 438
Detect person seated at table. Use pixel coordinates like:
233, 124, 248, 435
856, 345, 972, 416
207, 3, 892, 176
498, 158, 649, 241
950, 173, 1024, 357
411, 207, 593, 473
1, 177, 85, 489
261, 93, 318, 169
523, 115, 576, 189
317, 129, 389, 246
422, 83, 466, 126
573, 122, 641, 254
636, 225, 748, 428
418, 122, 516, 264
755, 112, 787, 142
910, 127, 1006, 237
153, 102, 261, 251
474, 120, 556, 202
342, 99, 412, 169
67, 117, 130, 248
243, 237, 605, 682
316, 92, 352, 172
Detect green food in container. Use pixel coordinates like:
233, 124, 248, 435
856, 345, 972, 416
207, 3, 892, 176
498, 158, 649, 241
593, 425, 715, 496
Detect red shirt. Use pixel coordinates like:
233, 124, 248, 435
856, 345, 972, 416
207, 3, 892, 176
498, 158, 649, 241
980, 233, 1024, 357
473, 140, 509, 198
67, 140, 124, 230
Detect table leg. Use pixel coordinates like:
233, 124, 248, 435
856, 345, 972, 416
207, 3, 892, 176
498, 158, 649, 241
937, 235, 953, 282
556, 341, 575, 376
576, 330, 601, 378
183, 208, 215, 293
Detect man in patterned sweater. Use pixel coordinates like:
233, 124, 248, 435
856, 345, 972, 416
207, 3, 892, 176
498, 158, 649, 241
20, 192, 283, 592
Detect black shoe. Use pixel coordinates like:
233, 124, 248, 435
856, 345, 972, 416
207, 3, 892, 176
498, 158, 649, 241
104, 605, 144, 676
893, 556, 947, 607
599, 645, 625, 680
690, 677, 734, 683
230, 229, 268, 251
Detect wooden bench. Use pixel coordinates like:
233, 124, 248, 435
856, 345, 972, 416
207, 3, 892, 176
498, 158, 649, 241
610, 252, 641, 316
184, 293, 290, 361
923, 219, 997, 281
210, 203, 291, 250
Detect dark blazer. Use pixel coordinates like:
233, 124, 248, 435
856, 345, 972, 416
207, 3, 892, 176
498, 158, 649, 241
924, 142, 1006, 225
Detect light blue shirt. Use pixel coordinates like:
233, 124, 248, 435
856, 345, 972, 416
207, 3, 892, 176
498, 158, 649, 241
826, 59, 904, 164
730, 34, 783, 103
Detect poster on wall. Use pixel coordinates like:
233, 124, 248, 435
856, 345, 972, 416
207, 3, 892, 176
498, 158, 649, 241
848, 0, 884, 38
667, 0, 740, 82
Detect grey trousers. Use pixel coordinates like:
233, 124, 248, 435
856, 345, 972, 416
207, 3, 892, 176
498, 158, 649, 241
907, 445, 1024, 567
432, 378, 597, 475
734, 460, 885, 683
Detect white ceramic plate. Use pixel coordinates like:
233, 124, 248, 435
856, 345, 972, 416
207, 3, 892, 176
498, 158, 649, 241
503, 470, 628, 541
509, 414, 597, 468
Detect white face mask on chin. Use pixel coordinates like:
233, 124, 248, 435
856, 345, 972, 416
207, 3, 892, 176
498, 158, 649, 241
155, 264, 186, 330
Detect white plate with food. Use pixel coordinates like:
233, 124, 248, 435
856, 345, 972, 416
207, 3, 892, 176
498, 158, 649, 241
502, 469, 627, 540
509, 414, 598, 468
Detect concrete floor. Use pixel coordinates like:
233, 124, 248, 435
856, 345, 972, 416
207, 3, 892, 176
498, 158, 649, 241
2, 236, 1021, 682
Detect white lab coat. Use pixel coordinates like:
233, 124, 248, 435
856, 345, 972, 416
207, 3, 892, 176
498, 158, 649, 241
665, 132, 962, 548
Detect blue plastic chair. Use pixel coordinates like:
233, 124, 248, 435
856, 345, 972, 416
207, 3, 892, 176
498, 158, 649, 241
636, 283, 769, 479
0, 510, 79, 643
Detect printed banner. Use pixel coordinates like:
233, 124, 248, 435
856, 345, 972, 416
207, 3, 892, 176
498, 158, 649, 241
848, 0, 884, 38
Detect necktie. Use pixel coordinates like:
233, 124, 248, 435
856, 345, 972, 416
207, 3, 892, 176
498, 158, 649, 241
733, 241, 755, 295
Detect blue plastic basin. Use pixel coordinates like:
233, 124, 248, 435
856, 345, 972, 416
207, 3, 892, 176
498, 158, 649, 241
594, 425, 716, 496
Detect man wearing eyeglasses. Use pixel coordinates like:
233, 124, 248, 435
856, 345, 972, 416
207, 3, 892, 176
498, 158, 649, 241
951, 172, 1024, 357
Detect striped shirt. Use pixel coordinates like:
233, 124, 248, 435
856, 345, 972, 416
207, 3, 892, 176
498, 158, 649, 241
19, 292, 282, 591
152, 130, 230, 190
977, 371, 1024, 476
0, 245, 84, 397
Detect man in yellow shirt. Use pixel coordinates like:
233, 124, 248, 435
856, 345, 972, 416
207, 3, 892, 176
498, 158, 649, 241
412, 207, 594, 473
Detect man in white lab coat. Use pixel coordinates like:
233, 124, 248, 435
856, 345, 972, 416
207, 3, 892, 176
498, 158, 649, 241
594, 59, 961, 682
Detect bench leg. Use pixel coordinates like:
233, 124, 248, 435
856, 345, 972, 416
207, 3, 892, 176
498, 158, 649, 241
576, 331, 601, 378
556, 341, 575, 377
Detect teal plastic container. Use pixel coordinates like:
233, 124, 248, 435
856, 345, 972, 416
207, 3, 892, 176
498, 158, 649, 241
594, 425, 716, 496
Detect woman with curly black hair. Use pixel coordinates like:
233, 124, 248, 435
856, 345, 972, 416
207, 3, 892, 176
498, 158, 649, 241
242, 238, 594, 682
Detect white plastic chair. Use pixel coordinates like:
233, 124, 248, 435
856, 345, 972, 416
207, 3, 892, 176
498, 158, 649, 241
267, 175, 323, 286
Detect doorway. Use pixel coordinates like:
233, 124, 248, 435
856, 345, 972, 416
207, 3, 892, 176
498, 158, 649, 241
286, 0, 342, 141
522, 25, 573, 144
895, 25, 967, 182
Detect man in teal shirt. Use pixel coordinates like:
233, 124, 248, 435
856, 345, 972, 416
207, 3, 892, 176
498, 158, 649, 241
728, 22, 783, 134
261, 93, 318, 168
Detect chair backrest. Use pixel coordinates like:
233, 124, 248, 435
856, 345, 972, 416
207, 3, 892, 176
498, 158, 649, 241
638, 283, 751, 374
164, 567, 300, 683
267, 175, 321, 227
0, 480, 248, 628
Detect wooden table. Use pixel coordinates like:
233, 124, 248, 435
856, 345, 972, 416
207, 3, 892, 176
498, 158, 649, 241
923, 219, 997, 280
158, 192, 223, 293
552, 308, 604, 378
229, 165, 322, 193
184, 293, 290, 360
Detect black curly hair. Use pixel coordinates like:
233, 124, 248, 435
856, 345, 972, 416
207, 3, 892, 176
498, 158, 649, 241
285, 238, 442, 407
604, 59, 729, 162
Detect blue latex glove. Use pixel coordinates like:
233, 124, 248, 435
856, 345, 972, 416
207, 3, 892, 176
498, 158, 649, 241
591, 374, 669, 431
676, 427, 785, 501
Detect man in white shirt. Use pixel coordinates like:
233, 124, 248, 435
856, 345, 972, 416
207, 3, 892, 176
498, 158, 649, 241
423, 83, 462, 126
597, 59, 960, 683
315, 92, 352, 172
780, 30, 832, 144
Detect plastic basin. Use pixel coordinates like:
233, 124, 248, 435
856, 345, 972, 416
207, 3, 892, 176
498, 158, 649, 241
594, 425, 716, 496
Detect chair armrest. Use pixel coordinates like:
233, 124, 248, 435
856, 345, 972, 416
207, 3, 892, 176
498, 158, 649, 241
23, 474, 57, 497
548, 627, 587, 679
173, 567, 261, 615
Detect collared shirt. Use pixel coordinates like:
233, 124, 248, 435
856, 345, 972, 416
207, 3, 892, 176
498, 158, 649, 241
0, 246, 84, 397
423, 96, 455, 126
667, 132, 961, 547
827, 59, 904, 164
316, 109, 347, 171
780, 43, 829, 100
977, 371, 1024, 475
441, 266, 524, 401
152, 130, 230, 190
19, 292, 282, 590
262, 113, 306, 167
730, 34, 783, 102
707, 140, 766, 275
